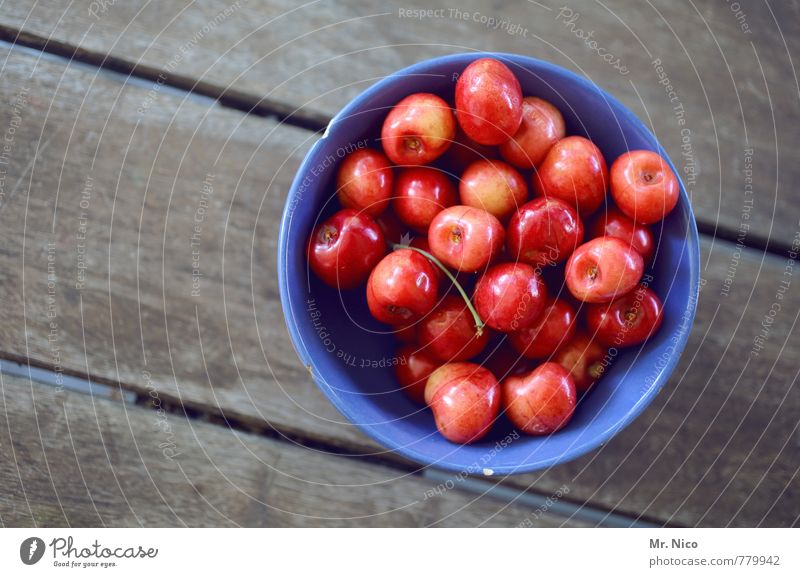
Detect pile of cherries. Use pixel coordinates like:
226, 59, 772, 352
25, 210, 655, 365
307, 58, 678, 444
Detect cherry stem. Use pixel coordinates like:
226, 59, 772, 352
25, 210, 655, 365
391, 243, 485, 337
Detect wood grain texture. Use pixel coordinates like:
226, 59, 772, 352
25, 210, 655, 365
1, 0, 798, 247
503, 238, 800, 527
0, 372, 582, 527
0, 45, 370, 450
0, 44, 797, 527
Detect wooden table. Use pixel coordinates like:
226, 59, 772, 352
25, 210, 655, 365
0, 0, 797, 527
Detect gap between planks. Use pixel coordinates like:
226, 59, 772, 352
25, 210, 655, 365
0, 359, 665, 528
0, 27, 328, 132
0, 26, 775, 527
0, 25, 792, 258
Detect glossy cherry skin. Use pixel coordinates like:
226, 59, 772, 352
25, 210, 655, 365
393, 167, 457, 232
509, 298, 577, 359
553, 331, 609, 393
428, 205, 505, 273
610, 150, 679, 224
381, 93, 455, 165
533, 136, 608, 215
499, 97, 566, 169
425, 362, 500, 443
396, 345, 440, 405
335, 148, 393, 216
459, 159, 528, 222
502, 363, 576, 435
586, 284, 663, 347
417, 295, 489, 361
455, 58, 523, 145
425, 362, 476, 405
409, 236, 441, 280
506, 197, 584, 267
473, 263, 546, 332
565, 237, 644, 303
589, 207, 655, 264
307, 209, 386, 289
366, 249, 439, 325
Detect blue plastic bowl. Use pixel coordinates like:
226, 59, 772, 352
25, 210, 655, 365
278, 53, 700, 475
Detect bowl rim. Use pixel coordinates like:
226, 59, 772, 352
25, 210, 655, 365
278, 51, 701, 474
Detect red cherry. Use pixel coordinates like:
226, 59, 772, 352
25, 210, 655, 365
428, 205, 505, 273
459, 159, 529, 222
473, 263, 546, 332
335, 148, 393, 216
506, 197, 584, 267
565, 237, 644, 303
553, 331, 609, 393
396, 345, 440, 405
417, 295, 489, 362
409, 236, 442, 280
381, 93, 455, 165
426, 362, 500, 443
425, 361, 476, 405
393, 167, 457, 232
533, 136, 608, 215
502, 363, 576, 435
610, 150, 679, 224
509, 298, 577, 359
307, 209, 386, 289
589, 207, 655, 264
499, 97, 566, 169
367, 249, 439, 325
410, 236, 474, 296
586, 284, 663, 347
455, 58, 523, 145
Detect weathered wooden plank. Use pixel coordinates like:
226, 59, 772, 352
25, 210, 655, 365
0, 372, 582, 527
0, 45, 797, 527
0, 0, 797, 247
502, 238, 800, 527
0, 45, 372, 451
